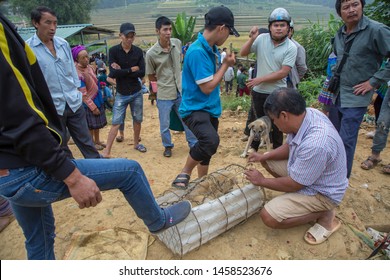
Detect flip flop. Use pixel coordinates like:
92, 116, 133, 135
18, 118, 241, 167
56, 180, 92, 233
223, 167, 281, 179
382, 164, 390, 175
361, 156, 382, 170
172, 173, 190, 189
304, 220, 341, 245
134, 143, 147, 153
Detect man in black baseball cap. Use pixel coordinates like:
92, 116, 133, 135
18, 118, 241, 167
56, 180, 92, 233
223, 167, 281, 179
119, 22, 136, 35
172, 5, 237, 189
204, 5, 240, 37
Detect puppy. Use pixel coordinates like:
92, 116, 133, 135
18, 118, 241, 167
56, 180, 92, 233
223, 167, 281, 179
240, 116, 271, 158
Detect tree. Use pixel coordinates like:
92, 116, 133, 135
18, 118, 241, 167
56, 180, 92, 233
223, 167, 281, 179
171, 12, 197, 46
365, 0, 390, 26
9, 0, 98, 24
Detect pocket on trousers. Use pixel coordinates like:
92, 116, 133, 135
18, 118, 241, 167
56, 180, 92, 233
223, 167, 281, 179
6, 182, 62, 207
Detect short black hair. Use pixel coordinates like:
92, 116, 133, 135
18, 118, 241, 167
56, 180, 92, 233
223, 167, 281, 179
264, 87, 306, 118
31, 6, 56, 25
155, 16, 172, 29
335, 0, 365, 16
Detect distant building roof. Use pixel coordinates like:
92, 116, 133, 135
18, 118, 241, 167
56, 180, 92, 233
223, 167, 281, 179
18, 24, 114, 42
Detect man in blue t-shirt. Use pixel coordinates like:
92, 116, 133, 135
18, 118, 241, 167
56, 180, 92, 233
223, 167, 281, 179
172, 6, 238, 189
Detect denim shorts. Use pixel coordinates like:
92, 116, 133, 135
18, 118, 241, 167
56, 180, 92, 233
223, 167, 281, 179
112, 90, 143, 125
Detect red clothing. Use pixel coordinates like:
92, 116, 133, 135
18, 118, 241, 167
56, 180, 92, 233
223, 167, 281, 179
76, 64, 98, 112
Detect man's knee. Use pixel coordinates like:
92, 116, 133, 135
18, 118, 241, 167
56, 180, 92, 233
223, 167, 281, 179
260, 208, 280, 228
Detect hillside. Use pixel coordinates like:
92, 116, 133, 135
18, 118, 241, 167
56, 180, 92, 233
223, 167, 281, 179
90, 0, 336, 40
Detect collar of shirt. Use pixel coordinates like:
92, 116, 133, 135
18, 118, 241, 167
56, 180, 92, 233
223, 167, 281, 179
198, 32, 220, 69
155, 39, 176, 54
29, 33, 68, 50
342, 15, 369, 35
288, 108, 311, 147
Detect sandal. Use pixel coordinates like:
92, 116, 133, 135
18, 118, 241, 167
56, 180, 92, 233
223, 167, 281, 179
361, 156, 382, 170
96, 142, 106, 148
304, 220, 341, 245
382, 164, 390, 175
116, 135, 124, 142
134, 143, 147, 153
94, 144, 104, 151
172, 173, 190, 190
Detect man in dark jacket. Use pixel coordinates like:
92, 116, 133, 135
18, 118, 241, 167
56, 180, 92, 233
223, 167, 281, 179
329, 0, 390, 178
0, 12, 190, 259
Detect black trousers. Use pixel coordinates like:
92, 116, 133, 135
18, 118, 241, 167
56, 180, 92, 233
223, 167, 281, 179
250, 90, 283, 150
183, 111, 219, 166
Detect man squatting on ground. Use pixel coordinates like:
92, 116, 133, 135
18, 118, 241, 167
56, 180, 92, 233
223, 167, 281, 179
245, 88, 349, 245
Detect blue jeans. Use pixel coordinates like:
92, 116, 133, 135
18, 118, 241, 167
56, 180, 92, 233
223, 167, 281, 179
328, 97, 367, 178
112, 91, 143, 125
372, 89, 390, 154
156, 96, 197, 148
0, 159, 165, 259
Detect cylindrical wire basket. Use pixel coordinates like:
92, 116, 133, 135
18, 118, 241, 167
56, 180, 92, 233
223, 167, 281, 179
155, 164, 265, 256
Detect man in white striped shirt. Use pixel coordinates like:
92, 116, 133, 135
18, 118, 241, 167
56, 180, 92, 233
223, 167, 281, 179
245, 87, 348, 245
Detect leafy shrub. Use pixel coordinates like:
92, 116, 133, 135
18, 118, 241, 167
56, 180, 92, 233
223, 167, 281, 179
221, 94, 251, 112
298, 76, 324, 107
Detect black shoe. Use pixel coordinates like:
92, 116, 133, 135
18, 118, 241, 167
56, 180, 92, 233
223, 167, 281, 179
150, 201, 192, 234
163, 147, 172, 157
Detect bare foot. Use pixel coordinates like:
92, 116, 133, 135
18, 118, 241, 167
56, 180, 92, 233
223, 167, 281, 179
101, 148, 111, 158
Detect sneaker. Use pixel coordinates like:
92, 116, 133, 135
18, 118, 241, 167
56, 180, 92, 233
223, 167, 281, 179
241, 135, 249, 142
163, 147, 172, 157
366, 131, 375, 139
150, 201, 192, 234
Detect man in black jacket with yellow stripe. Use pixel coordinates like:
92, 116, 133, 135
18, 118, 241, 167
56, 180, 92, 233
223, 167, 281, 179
0, 12, 191, 259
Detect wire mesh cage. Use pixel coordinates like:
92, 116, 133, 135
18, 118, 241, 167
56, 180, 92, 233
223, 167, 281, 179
156, 164, 266, 256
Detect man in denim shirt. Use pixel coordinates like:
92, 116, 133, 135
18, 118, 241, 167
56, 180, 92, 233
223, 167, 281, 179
329, 0, 390, 178
26, 6, 100, 159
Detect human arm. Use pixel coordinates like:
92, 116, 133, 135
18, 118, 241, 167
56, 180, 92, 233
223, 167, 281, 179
0, 16, 75, 180
63, 168, 102, 209
240, 26, 259, 56
246, 65, 292, 89
145, 50, 157, 82
198, 52, 236, 94
78, 77, 98, 112
108, 46, 144, 79
244, 168, 304, 192
296, 45, 307, 79
247, 143, 289, 163
106, 76, 116, 86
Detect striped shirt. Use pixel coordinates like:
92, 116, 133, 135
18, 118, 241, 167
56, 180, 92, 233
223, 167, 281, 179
287, 108, 348, 204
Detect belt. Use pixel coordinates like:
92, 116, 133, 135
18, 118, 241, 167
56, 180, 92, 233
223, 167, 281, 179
0, 169, 9, 177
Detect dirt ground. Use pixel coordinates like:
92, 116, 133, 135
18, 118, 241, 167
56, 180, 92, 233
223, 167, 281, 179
0, 94, 389, 260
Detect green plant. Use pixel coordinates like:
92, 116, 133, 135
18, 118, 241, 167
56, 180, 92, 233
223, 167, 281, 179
172, 12, 197, 45
221, 93, 251, 112
297, 14, 343, 77
297, 76, 324, 107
